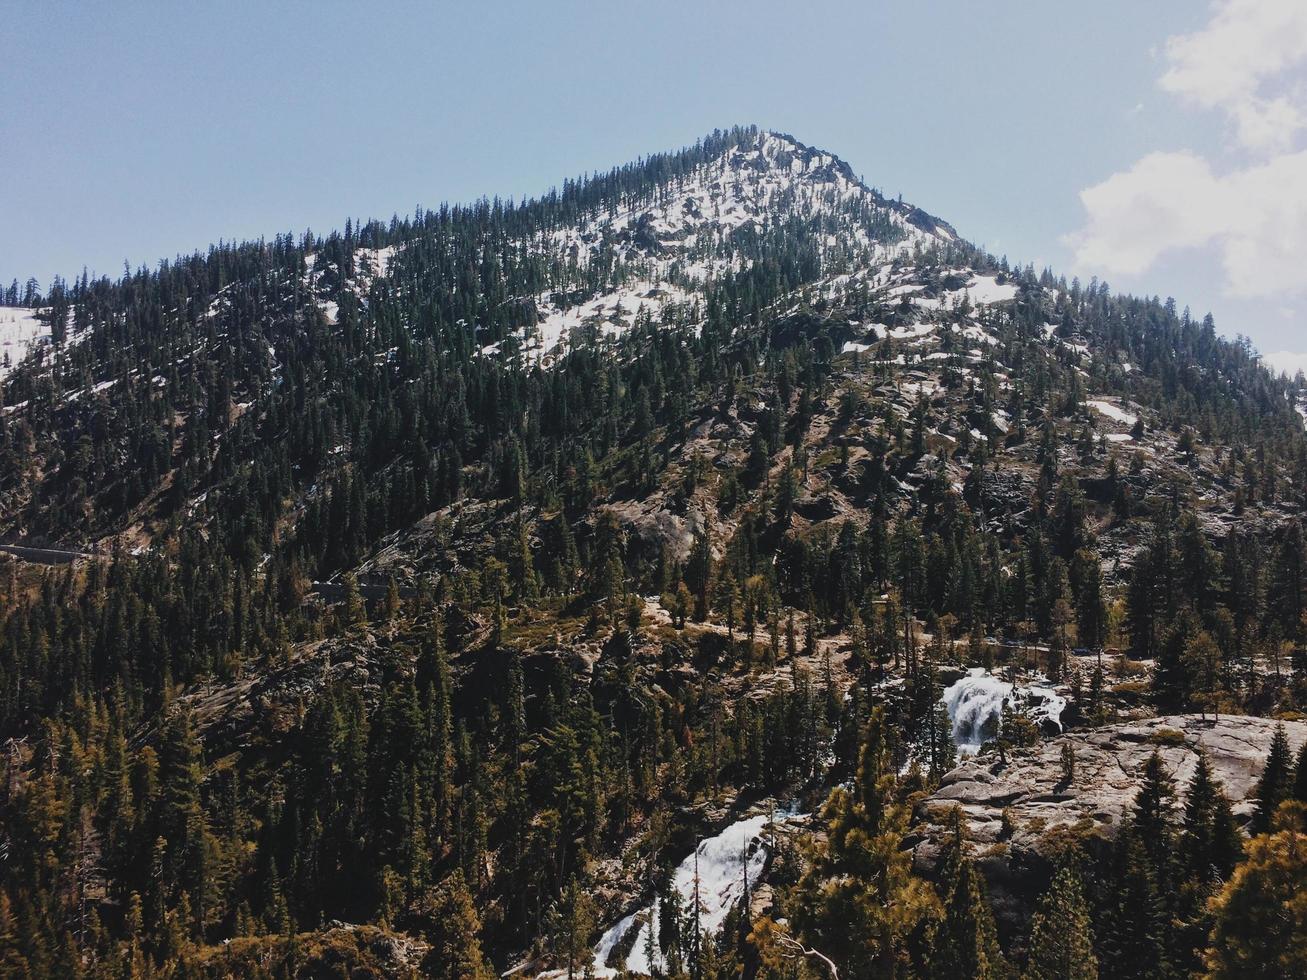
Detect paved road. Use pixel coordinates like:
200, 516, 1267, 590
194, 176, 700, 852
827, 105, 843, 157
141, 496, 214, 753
0, 543, 414, 604
0, 544, 96, 564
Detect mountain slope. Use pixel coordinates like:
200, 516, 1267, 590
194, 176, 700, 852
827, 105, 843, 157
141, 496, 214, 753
0, 127, 1301, 555
1, 127, 1305, 978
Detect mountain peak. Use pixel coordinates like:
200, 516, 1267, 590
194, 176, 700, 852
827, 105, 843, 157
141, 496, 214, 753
476, 129, 959, 363
3, 122, 1306, 980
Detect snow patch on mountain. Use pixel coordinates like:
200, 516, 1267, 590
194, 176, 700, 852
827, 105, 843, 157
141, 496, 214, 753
0, 306, 89, 382
911, 274, 1018, 313
506, 132, 954, 364
1087, 399, 1138, 427
503, 281, 697, 364
963, 274, 1019, 306
0, 307, 50, 381
303, 246, 401, 324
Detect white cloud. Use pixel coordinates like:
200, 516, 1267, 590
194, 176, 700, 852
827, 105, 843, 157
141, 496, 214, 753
1070, 149, 1307, 298
1262, 350, 1307, 377
1071, 152, 1221, 275
1071, 0, 1307, 300
1159, 0, 1307, 152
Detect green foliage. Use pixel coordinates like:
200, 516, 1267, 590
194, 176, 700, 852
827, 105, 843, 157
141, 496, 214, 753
789, 708, 941, 978
929, 810, 1006, 979
0, 125, 1305, 975
1025, 864, 1098, 980
1203, 823, 1307, 979
1252, 725, 1294, 834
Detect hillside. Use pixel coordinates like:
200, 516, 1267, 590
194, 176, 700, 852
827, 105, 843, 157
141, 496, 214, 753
2, 127, 1307, 978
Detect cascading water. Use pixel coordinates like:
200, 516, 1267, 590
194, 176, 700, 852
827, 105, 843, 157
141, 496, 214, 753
941, 667, 1067, 755
584, 806, 803, 977
942, 668, 1011, 753
554, 665, 1070, 978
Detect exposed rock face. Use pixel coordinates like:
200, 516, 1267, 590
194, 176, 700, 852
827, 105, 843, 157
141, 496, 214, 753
912, 714, 1307, 939
174, 631, 393, 751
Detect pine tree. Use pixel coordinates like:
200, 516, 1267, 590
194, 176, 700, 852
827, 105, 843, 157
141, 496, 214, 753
1181, 752, 1241, 885
1253, 725, 1294, 833
1025, 864, 1098, 980
423, 871, 493, 980
930, 809, 1005, 979
1103, 829, 1168, 980
551, 875, 597, 980
1131, 750, 1177, 877
790, 707, 941, 978
1059, 742, 1076, 789
687, 525, 713, 623
928, 702, 956, 784
342, 571, 367, 626
1203, 822, 1307, 979
1294, 741, 1307, 804
383, 575, 402, 620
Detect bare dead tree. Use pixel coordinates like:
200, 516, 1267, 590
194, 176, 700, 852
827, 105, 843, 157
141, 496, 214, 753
776, 934, 839, 979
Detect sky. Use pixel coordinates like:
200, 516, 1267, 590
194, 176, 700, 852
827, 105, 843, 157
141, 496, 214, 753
2, 0, 1304, 365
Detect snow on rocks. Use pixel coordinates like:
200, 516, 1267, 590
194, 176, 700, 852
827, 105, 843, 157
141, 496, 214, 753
0, 307, 52, 380
302, 245, 401, 324
889, 322, 937, 341
499, 131, 953, 365
511, 281, 695, 365
1087, 399, 1138, 427
961, 274, 1018, 306
910, 274, 1017, 314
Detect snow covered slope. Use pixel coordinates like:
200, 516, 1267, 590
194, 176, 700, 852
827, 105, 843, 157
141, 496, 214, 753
0, 307, 50, 381
494, 131, 958, 364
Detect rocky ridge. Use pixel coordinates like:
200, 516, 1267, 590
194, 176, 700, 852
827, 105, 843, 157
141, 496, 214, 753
912, 713, 1307, 936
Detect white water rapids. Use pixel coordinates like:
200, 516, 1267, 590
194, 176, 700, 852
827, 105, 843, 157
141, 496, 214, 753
941, 667, 1067, 754
577, 807, 801, 977
542, 669, 1065, 978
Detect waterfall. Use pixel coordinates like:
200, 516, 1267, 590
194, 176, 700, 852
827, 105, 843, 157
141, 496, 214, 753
941, 668, 1067, 755
942, 668, 1012, 754
588, 806, 803, 977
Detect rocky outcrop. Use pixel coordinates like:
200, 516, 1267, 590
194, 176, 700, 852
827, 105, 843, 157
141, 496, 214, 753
171, 631, 393, 752
192, 923, 430, 977
911, 714, 1307, 939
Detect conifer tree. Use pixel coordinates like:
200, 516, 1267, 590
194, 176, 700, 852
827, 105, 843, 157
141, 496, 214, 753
1103, 830, 1168, 980
1252, 725, 1294, 833
930, 809, 1005, 980
1025, 864, 1098, 980
1182, 752, 1241, 885
1132, 750, 1177, 878
1203, 819, 1307, 979
424, 871, 493, 980
1293, 741, 1307, 804
790, 707, 940, 978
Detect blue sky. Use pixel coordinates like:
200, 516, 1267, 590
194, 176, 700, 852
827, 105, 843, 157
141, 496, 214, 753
2, 1, 1303, 360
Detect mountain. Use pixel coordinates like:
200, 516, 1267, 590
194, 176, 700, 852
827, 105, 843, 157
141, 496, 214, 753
1, 127, 1306, 978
